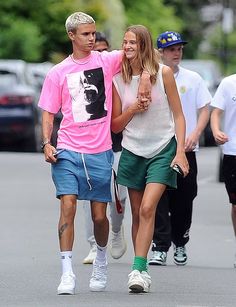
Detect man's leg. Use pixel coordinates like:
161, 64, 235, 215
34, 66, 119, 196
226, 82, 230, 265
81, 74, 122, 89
232, 205, 236, 237
149, 191, 171, 265
82, 200, 97, 264
222, 154, 236, 267
57, 195, 77, 295
109, 188, 127, 258
231, 205, 236, 268
89, 201, 109, 292
170, 152, 197, 265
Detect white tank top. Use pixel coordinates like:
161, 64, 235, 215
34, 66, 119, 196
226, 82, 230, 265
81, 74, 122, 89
113, 64, 175, 158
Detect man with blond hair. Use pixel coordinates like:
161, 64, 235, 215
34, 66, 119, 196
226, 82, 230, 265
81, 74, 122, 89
38, 12, 150, 295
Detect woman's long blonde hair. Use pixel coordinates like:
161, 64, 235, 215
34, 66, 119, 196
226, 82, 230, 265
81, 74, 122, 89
121, 25, 160, 84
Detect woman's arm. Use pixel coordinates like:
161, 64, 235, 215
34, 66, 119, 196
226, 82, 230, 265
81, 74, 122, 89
162, 66, 189, 176
111, 83, 147, 133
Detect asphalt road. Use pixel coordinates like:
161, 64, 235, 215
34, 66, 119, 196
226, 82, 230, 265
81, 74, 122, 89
0, 147, 236, 307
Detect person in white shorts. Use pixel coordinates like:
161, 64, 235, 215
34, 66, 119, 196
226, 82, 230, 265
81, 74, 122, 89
82, 32, 127, 265
210, 74, 236, 267
83, 135, 128, 264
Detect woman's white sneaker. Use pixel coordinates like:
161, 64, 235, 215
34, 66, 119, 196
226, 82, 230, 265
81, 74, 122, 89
141, 271, 151, 293
57, 271, 76, 295
128, 270, 144, 293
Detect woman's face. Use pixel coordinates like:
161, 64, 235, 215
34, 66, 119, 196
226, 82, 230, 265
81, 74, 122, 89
122, 31, 138, 60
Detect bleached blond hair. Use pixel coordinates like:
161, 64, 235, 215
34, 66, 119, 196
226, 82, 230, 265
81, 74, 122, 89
65, 12, 95, 33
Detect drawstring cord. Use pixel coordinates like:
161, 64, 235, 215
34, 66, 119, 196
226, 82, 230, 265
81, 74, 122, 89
81, 153, 92, 190
112, 168, 123, 214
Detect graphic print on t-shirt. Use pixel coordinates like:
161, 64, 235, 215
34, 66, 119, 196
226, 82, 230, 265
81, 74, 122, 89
67, 67, 107, 122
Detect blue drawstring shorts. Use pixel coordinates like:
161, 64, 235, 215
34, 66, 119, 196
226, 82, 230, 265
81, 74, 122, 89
51, 149, 114, 202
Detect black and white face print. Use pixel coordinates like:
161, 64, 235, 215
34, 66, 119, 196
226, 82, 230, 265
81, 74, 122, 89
67, 67, 107, 122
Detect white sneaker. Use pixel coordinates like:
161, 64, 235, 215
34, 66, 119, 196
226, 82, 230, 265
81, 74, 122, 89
128, 270, 145, 293
141, 271, 151, 293
57, 271, 76, 295
110, 226, 127, 259
83, 245, 97, 264
89, 261, 108, 292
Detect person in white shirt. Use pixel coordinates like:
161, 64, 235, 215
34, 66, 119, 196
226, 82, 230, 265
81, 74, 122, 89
149, 31, 211, 266
82, 32, 127, 265
210, 74, 236, 267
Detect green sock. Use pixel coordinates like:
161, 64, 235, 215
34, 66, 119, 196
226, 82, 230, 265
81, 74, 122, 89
132, 256, 147, 272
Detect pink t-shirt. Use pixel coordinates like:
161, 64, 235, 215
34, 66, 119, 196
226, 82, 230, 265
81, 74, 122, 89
38, 50, 122, 153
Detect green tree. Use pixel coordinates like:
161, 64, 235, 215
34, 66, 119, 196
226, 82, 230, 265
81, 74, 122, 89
122, 0, 183, 42
0, 17, 44, 61
0, 0, 115, 62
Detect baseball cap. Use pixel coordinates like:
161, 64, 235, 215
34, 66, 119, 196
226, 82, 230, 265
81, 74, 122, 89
157, 31, 188, 49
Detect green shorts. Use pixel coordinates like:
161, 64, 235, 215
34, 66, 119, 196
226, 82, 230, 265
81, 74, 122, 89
117, 137, 177, 190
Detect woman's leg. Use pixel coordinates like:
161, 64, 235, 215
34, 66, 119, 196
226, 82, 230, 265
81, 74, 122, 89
135, 183, 166, 258
128, 188, 143, 251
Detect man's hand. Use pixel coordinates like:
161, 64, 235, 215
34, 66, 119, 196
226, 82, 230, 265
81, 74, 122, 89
213, 130, 228, 145
185, 131, 199, 152
138, 71, 152, 102
43, 143, 58, 163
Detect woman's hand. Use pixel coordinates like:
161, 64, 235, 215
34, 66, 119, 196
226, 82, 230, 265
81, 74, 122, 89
128, 98, 150, 114
171, 152, 189, 178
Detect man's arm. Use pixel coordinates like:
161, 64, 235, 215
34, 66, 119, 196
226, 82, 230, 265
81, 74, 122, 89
137, 71, 152, 104
210, 107, 228, 145
185, 104, 210, 151
42, 110, 57, 163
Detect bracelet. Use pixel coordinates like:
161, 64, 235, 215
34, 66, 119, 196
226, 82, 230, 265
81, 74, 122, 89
41, 140, 51, 150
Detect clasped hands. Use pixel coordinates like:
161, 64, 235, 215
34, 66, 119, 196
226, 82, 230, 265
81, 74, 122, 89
137, 97, 151, 111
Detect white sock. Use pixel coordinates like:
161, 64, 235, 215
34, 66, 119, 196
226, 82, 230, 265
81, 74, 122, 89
60, 251, 73, 274
95, 244, 107, 264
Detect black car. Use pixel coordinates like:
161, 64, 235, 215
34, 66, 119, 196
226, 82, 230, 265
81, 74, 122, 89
0, 60, 41, 152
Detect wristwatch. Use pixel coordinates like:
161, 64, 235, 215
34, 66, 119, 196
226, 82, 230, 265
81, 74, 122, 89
41, 140, 51, 150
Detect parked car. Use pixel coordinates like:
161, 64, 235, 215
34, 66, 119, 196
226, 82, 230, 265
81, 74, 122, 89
25, 61, 61, 147
0, 59, 41, 152
181, 59, 222, 146
25, 62, 54, 92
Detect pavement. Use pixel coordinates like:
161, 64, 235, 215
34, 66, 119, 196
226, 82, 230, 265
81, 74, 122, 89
0, 147, 236, 307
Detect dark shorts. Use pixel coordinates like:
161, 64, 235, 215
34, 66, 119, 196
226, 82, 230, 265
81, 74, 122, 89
117, 137, 177, 190
51, 149, 114, 202
222, 155, 236, 205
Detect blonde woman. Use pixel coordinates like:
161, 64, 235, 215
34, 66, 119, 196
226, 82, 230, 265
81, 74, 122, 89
112, 25, 189, 293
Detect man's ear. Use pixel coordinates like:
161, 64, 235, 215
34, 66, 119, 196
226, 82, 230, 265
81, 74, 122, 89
68, 31, 75, 41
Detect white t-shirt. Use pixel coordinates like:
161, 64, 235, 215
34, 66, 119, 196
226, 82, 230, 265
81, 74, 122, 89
176, 66, 212, 150
113, 64, 175, 158
211, 74, 236, 155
